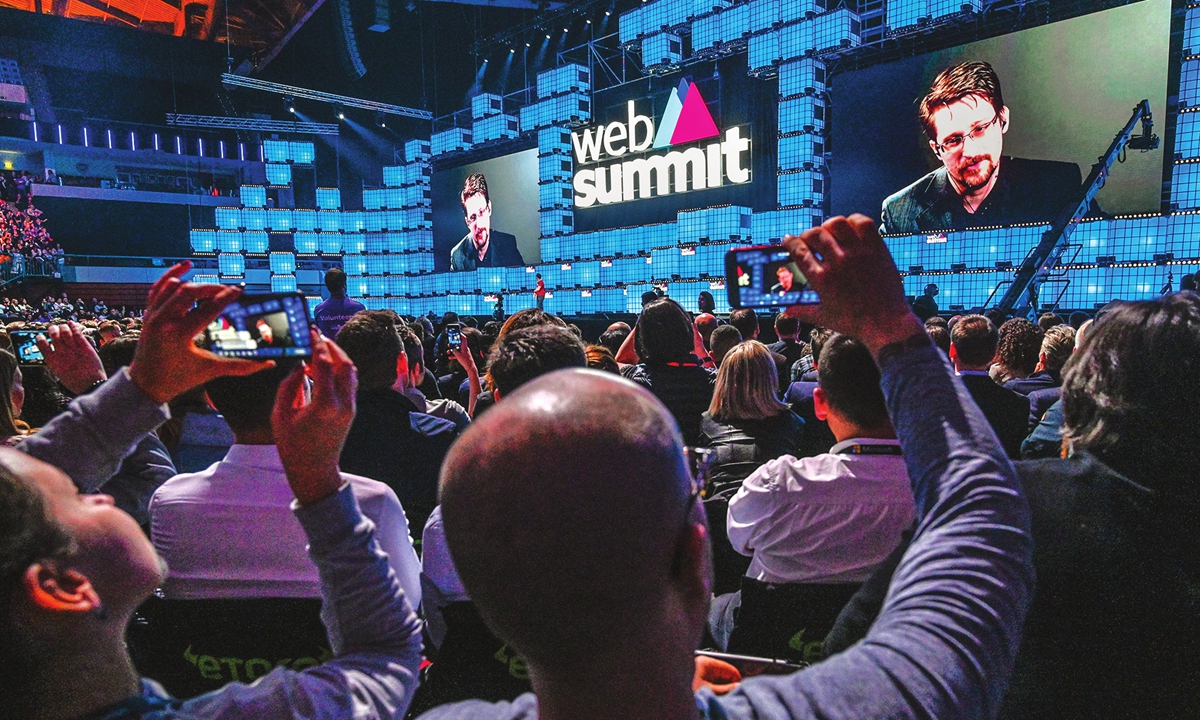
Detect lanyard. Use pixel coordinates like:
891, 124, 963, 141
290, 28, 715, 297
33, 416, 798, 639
839, 443, 903, 456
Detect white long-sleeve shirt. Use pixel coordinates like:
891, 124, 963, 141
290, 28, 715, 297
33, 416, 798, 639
726, 438, 915, 584
150, 444, 422, 607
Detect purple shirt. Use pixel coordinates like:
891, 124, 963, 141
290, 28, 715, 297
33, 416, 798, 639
314, 295, 365, 339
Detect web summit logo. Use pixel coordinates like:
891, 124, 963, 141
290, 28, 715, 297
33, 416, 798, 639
571, 79, 751, 208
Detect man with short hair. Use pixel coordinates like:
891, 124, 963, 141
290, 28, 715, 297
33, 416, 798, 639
729, 308, 790, 392
728, 333, 915, 585
709, 324, 742, 366
949, 314, 1028, 458
450, 173, 525, 271
149, 356, 423, 606
881, 61, 1085, 234
335, 312, 460, 536
418, 214, 1033, 720
534, 273, 546, 310
486, 324, 587, 399
694, 313, 719, 351
96, 320, 122, 346
394, 323, 471, 430
599, 321, 631, 357
767, 311, 806, 375
313, 267, 365, 339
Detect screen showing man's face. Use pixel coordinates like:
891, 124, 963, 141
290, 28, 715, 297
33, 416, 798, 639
463, 192, 492, 252
776, 266, 794, 292
929, 94, 1008, 193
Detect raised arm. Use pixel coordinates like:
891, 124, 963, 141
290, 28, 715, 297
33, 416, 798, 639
712, 216, 1033, 720
21, 263, 270, 491
178, 331, 422, 719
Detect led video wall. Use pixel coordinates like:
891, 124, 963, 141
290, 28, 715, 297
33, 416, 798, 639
191, 0, 1197, 316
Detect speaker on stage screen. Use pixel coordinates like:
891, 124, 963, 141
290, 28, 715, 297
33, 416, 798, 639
829, 0, 1170, 234
431, 149, 541, 272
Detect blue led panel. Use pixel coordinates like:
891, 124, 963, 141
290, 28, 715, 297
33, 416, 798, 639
779, 58, 826, 98
263, 140, 289, 162
748, 29, 780, 71
536, 64, 590, 99
265, 163, 292, 186
216, 207, 240, 230
190, 229, 216, 253
271, 275, 297, 293
472, 93, 504, 119
316, 188, 341, 210
778, 170, 824, 207
431, 127, 473, 155
812, 8, 860, 53
405, 139, 431, 162
289, 142, 315, 164
294, 232, 318, 254
243, 231, 269, 254
218, 253, 245, 276
240, 185, 267, 208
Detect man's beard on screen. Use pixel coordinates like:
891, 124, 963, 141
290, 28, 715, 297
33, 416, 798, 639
949, 153, 998, 193
473, 227, 490, 250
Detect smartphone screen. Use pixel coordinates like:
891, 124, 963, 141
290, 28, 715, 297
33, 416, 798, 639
9, 331, 45, 366
445, 324, 462, 350
695, 650, 807, 678
725, 245, 819, 309
202, 292, 313, 359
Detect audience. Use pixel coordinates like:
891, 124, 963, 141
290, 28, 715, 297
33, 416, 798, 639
709, 324, 742, 365
584, 343, 620, 374
335, 311, 461, 537
1004, 323, 1075, 396
394, 322, 472, 428
824, 291, 1200, 719
0, 263, 422, 719
621, 298, 716, 445
729, 308, 790, 392
767, 310, 807, 374
422, 214, 1032, 720
949, 314, 1029, 458
694, 312, 719, 351
598, 321, 631, 357
148, 352, 423, 607
990, 317, 1045, 385
926, 323, 950, 355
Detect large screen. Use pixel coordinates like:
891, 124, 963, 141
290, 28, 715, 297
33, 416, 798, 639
431, 149, 541, 271
828, 0, 1170, 234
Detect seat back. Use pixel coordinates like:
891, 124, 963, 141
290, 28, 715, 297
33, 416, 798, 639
703, 488, 752, 596
726, 578, 861, 664
406, 601, 532, 718
127, 595, 329, 699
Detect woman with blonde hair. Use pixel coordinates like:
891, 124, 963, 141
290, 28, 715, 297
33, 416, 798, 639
700, 340, 805, 491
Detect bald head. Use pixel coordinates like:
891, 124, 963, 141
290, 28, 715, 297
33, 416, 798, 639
439, 369, 705, 670
694, 313, 718, 349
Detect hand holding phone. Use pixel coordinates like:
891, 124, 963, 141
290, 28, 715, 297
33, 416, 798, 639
202, 292, 314, 359
9, 330, 45, 366
445, 323, 462, 352
725, 245, 820, 310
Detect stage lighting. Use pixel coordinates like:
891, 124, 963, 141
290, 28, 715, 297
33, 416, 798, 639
605, 10, 611, 15
376, 112, 386, 128
546, 33, 551, 39
334, 103, 345, 120
510, 48, 515, 53
284, 96, 295, 113
526, 42, 531, 47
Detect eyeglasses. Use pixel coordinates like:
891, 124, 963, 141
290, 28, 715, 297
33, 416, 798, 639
933, 112, 1003, 156
464, 205, 491, 225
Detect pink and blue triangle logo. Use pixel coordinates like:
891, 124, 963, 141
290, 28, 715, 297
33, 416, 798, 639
652, 79, 720, 149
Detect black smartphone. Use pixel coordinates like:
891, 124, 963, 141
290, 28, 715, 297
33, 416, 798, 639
724, 245, 819, 310
202, 291, 313, 359
694, 650, 807, 678
9, 330, 45, 366
445, 323, 462, 351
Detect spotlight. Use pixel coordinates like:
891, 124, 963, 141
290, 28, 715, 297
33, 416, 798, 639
586, 19, 592, 24
510, 48, 515, 53
526, 42, 531, 47
284, 96, 295, 113
376, 112, 386, 128
605, 10, 611, 15
546, 33, 551, 39
562, 27, 568, 32
334, 104, 345, 120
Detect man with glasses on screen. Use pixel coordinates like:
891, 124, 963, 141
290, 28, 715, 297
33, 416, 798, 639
450, 173, 526, 271
880, 61, 1085, 234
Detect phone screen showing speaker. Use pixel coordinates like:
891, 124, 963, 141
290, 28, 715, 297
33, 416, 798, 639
725, 246, 819, 309
9, 331, 45, 366
203, 292, 313, 359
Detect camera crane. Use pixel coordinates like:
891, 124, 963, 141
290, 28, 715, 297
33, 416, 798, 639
992, 100, 1159, 315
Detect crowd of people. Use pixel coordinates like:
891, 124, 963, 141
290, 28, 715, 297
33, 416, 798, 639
0, 214, 1196, 720
0, 292, 138, 323
0, 191, 64, 273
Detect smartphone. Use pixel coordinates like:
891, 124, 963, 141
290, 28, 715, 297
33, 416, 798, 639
202, 291, 313, 359
445, 323, 462, 351
725, 245, 819, 309
695, 650, 807, 678
9, 330, 45, 366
